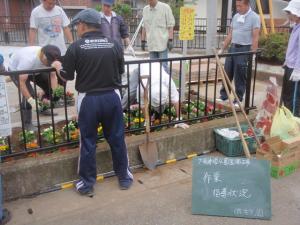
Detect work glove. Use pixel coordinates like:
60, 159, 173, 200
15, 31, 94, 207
174, 117, 189, 129
27, 97, 38, 111
290, 69, 300, 82
218, 48, 224, 55
141, 40, 147, 51
125, 44, 135, 57
167, 39, 173, 51
174, 123, 190, 129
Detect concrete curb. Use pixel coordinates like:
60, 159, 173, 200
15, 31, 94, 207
0, 112, 256, 201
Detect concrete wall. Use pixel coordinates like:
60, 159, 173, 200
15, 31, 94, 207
0, 113, 255, 201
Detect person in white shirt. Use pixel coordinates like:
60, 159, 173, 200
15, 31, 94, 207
9, 45, 61, 130
29, 0, 73, 55
122, 62, 189, 129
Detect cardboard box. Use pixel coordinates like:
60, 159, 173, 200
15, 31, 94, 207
256, 136, 300, 178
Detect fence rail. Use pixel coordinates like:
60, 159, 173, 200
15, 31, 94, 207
0, 51, 258, 160
0, 16, 290, 49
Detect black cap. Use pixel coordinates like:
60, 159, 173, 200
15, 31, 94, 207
71, 8, 102, 26
41, 45, 62, 65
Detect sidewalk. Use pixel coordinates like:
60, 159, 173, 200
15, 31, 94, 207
4, 152, 300, 225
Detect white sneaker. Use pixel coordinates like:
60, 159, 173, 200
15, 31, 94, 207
216, 98, 228, 102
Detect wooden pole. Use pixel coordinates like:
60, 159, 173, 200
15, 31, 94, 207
256, 0, 268, 36
220, 63, 261, 147
268, 0, 275, 33
214, 50, 251, 159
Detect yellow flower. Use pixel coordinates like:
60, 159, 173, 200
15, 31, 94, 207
0, 145, 8, 151
133, 118, 145, 123
98, 126, 103, 133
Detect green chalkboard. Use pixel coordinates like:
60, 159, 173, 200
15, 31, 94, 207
192, 156, 271, 220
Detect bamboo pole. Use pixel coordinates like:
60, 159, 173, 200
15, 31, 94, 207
268, 0, 275, 33
256, 0, 268, 36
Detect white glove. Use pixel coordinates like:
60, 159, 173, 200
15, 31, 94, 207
218, 48, 224, 55
174, 117, 189, 129
126, 45, 135, 57
290, 69, 300, 82
174, 123, 190, 129
27, 97, 38, 111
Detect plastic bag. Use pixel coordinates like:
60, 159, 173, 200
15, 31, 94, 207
270, 106, 300, 140
255, 77, 279, 135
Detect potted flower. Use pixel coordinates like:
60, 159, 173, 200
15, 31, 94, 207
0, 136, 9, 156
62, 121, 79, 141
41, 126, 62, 144
19, 130, 38, 148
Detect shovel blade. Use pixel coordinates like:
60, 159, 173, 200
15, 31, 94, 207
139, 142, 158, 170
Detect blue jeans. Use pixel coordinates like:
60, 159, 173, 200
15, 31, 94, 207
220, 45, 251, 101
149, 49, 168, 73
0, 176, 2, 220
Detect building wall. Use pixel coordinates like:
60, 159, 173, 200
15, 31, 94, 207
60, 0, 100, 8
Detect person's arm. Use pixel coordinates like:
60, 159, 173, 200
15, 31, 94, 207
141, 27, 146, 41
52, 45, 76, 82
29, 10, 37, 46
168, 27, 174, 40
28, 28, 37, 46
222, 28, 232, 50
63, 27, 73, 44
251, 28, 260, 51
123, 37, 130, 47
19, 74, 32, 99
61, 8, 73, 44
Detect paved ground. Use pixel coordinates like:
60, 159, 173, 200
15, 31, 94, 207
4, 152, 300, 225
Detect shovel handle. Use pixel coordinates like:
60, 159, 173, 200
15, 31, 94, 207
140, 76, 150, 134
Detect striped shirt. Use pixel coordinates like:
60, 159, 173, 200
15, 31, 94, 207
285, 24, 300, 70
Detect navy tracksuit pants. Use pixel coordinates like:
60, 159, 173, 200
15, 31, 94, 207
78, 90, 133, 189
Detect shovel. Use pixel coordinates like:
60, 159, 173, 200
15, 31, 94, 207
138, 75, 158, 170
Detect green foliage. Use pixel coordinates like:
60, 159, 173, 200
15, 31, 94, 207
258, 32, 289, 63
41, 126, 61, 144
53, 86, 64, 99
19, 130, 36, 143
95, 3, 132, 18
167, 0, 184, 20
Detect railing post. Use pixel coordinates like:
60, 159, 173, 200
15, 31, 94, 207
23, 23, 28, 43
245, 53, 253, 114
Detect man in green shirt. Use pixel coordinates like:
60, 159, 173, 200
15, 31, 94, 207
141, 0, 175, 71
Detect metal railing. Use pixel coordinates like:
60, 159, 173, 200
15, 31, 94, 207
0, 51, 258, 160
0, 16, 290, 48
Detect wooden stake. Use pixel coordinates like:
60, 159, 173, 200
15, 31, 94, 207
268, 0, 275, 33
256, 0, 268, 37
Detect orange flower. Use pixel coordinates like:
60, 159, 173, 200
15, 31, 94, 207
26, 142, 38, 148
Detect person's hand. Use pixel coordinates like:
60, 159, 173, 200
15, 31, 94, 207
51, 60, 62, 71
218, 48, 224, 55
167, 39, 173, 51
174, 123, 190, 129
126, 44, 135, 57
141, 40, 146, 51
290, 69, 300, 82
27, 97, 38, 111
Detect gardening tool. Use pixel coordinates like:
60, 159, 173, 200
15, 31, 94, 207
138, 75, 159, 170
214, 49, 253, 158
